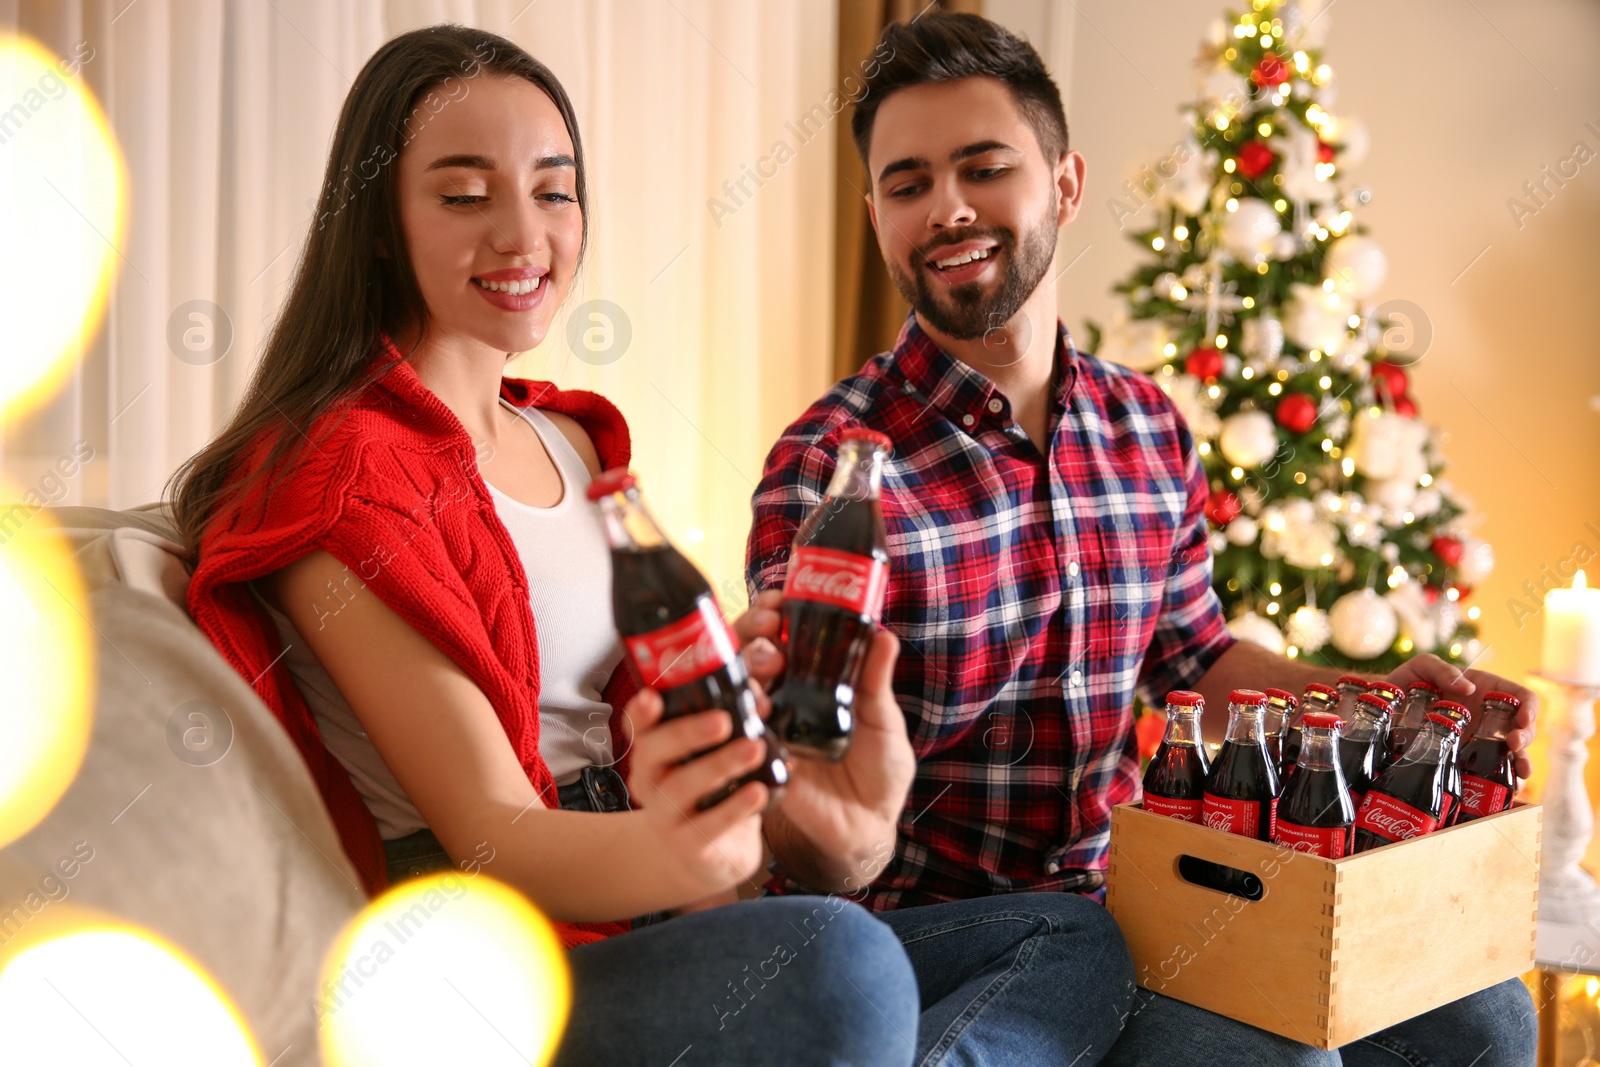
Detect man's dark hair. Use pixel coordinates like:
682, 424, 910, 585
851, 12, 1069, 173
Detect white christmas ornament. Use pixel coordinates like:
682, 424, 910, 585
1229, 611, 1287, 655
1218, 199, 1282, 262
1458, 537, 1496, 585
1284, 283, 1349, 353
1285, 604, 1332, 652
1168, 139, 1216, 217
1279, 125, 1332, 203
1325, 236, 1388, 299
1329, 588, 1399, 659
1162, 375, 1222, 439
1096, 314, 1170, 372
1219, 410, 1279, 469
1347, 409, 1426, 481
1386, 582, 1436, 653
1243, 314, 1285, 364
1326, 114, 1370, 168
1225, 515, 1260, 546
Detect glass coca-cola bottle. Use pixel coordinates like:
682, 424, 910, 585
1333, 674, 1369, 721
1202, 689, 1279, 840
1352, 709, 1463, 852
1142, 691, 1210, 823
1273, 711, 1356, 858
1456, 691, 1520, 822
1366, 681, 1405, 714
589, 469, 790, 807
1385, 680, 1442, 770
769, 429, 892, 760
1262, 688, 1298, 775
1339, 692, 1392, 804
1431, 701, 1471, 826
1281, 682, 1337, 780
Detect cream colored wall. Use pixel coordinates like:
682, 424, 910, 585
990, 0, 1600, 692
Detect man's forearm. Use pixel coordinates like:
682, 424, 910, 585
1190, 641, 1345, 746
762, 807, 896, 896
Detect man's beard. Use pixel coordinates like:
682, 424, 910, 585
888, 208, 1058, 342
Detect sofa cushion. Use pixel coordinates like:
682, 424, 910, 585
0, 505, 364, 1065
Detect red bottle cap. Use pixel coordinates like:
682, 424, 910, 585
1303, 682, 1338, 699
1166, 690, 1204, 708
1482, 690, 1522, 709
1432, 699, 1472, 720
1338, 674, 1368, 687
1406, 680, 1442, 695
585, 467, 637, 501
1425, 710, 1466, 731
1263, 687, 1298, 706
1299, 711, 1343, 730
841, 427, 893, 451
1367, 682, 1404, 699
1229, 688, 1268, 705
1356, 692, 1392, 712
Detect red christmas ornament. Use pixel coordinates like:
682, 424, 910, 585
1250, 54, 1291, 87
1276, 393, 1318, 434
1452, 583, 1474, 602
1206, 489, 1242, 526
1394, 396, 1418, 419
1185, 346, 1224, 382
1423, 584, 1442, 606
1370, 360, 1409, 400
1237, 140, 1276, 180
1317, 140, 1336, 164
1431, 536, 1465, 567
1136, 711, 1167, 762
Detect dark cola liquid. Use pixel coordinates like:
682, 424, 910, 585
1456, 737, 1515, 821
1203, 739, 1278, 840
1441, 742, 1463, 826
1339, 734, 1383, 801
1280, 726, 1302, 777
612, 545, 789, 806
770, 494, 888, 760
1142, 738, 1210, 822
1384, 725, 1416, 772
1276, 767, 1355, 858
1353, 760, 1443, 853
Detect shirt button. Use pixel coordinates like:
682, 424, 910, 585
1046, 860, 1061, 875
1067, 560, 1080, 577
1069, 669, 1083, 687
988, 398, 1003, 413
961, 414, 975, 427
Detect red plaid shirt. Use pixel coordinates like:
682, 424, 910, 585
747, 314, 1235, 910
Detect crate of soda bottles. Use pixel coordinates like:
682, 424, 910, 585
1105, 682, 1540, 1050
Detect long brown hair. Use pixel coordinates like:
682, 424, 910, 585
164, 24, 588, 567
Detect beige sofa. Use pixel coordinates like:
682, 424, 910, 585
0, 504, 366, 1065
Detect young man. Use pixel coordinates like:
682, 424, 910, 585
747, 12, 1538, 1065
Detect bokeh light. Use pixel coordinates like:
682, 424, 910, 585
0, 33, 126, 418
0, 912, 262, 1065
0, 504, 93, 847
319, 872, 570, 1066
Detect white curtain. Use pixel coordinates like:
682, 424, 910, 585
0, 0, 835, 605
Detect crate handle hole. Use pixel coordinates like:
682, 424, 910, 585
1175, 855, 1265, 900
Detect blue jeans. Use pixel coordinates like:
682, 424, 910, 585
1102, 977, 1538, 1065
875, 892, 1137, 1067
555, 895, 920, 1066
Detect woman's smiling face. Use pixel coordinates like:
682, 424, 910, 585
395, 74, 582, 354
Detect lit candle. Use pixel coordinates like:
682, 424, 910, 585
1544, 570, 1600, 686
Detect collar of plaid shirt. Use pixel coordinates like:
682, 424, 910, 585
748, 312, 1236, 911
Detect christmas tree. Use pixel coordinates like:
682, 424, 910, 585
1088, 0, 1494, 674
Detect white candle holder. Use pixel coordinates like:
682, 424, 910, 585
1532, 671, 1600, 925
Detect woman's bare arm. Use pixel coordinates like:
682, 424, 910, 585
264, 550, 768, 921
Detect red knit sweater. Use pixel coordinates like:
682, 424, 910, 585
186, 335, 638, 948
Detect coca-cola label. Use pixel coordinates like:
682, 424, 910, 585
1202, 793, 1276, 839
1461, 774, 1511, 817
1143, 794, 1202, 823
1354, 791, 1438, 844
1274, 819, 1349, 858
783, 547, 888, 621
624, 599, 738, 691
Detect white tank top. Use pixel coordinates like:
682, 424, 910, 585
250, 399, 623, 839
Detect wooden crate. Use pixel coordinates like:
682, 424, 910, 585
1105, 800, 1541, 1049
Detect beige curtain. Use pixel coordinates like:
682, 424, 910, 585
832, 0, 982, 382
0, 0, 836, 606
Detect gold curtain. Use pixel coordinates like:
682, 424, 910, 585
833, 0, 983, 382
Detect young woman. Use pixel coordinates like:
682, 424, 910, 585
172, 25, 918, 1064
